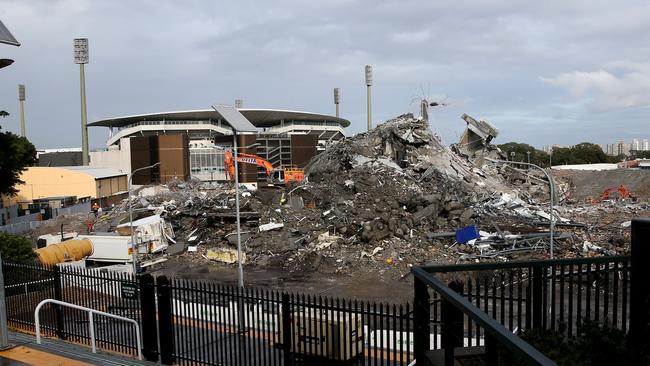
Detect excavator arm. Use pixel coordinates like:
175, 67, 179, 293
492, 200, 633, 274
224, 150, 273, 180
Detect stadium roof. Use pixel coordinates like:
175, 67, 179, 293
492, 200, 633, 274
0, 19, 19, 46
89, 108, 351, 129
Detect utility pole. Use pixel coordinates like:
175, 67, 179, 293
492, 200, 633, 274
365, 65, 372, 131
18, 84, 25, 137
74, 38, 90, 165
334, 88, 340, 118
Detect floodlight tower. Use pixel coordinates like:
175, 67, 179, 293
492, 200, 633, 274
74, 38, 90, 165
365, 65, 372, 131
334, 88, 340, 118
18, 84, 25, 137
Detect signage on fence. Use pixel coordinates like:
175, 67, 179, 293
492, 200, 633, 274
121, 283, 139, 300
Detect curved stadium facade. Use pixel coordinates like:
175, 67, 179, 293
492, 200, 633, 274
89, 108, 350, 182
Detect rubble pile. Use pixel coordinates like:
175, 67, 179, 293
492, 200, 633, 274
29, 113, 643, 277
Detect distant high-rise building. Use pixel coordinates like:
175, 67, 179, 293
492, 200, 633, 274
617, 140, 626, 156
644, 139, 649, 151
633, 138, 640, 151
609, 143, 617, 156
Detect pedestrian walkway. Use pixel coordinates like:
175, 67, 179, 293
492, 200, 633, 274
0, 332, 156, 366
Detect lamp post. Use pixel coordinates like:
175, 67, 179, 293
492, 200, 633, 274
365, 65, 372, 131
487, 158, 556, 258
128, 162, 160, 274
74, 38, 90, 165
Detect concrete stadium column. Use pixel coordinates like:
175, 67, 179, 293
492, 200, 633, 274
237, 134, 258, 185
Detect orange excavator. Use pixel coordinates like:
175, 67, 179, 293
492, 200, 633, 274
599, 185, 635, 202
224, 150, 304, 184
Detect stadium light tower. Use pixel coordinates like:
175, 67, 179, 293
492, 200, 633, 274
334, 88, 340, 118
365, 65, 372, 131
18, 84, 25, 137
74, 38, 90, 165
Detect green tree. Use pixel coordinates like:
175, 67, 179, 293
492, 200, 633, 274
0, 232, 35, 263
0, 125, 37, 196
548, 143, 609, 166
571, 142, 608, 164
497, 142, 550, 167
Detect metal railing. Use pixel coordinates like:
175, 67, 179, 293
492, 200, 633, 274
412, 255, 631, 365
3, 262, 142, 357
421, 255, 631, 338
413, 267, 555, 365
35, 299, 142, 360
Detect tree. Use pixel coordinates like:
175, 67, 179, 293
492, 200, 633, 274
497, 142, 550, 167
0, 111, 9, 118
0, 232, 35, 263
0, 126, 37, 196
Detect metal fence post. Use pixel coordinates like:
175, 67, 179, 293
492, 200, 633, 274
532, 266, 542, 329
52, 265, 65, 339
485, 333, 498, 365
281, 293, 292, 366
414, 276, 431, 363
442, 280, 464, 366
138, 274, 158, 362
0, 254, 10, 350
156, 276, 175, 365
630, 219, 650, 348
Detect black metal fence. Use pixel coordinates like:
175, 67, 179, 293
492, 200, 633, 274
412, 255, 632, 365
148, 275, 415, 365
2, 262, 415, 365
4, 253, 634, 365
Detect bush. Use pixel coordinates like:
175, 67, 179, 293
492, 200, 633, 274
0, 232, 36, 264
509, 320, 650, 366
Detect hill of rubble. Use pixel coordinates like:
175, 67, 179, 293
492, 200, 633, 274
32, 113, 639, 279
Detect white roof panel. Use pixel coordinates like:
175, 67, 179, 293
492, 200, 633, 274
63, 166, 127, 179
212, 105, 257, 133
0, 19, 19, 46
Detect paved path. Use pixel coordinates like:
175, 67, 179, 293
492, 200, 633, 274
0, 332, 156, 366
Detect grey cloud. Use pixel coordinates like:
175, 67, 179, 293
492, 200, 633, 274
1, 0, 649, 150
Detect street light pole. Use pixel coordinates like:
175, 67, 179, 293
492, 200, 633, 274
128, 162, 160, 274
232, 135, 245, 288
487, 158, 556, 258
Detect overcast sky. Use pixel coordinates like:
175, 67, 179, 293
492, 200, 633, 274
1, 0, 649, 150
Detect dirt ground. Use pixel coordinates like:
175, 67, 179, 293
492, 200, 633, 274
152, 257, 414, 304
555, 169, 650, 201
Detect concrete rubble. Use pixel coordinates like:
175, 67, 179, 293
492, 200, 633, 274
28, 113, 648, 276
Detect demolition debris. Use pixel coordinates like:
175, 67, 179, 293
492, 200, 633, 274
30, 113, 644, 277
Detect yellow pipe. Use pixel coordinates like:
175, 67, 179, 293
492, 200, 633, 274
35, 239, 93, 266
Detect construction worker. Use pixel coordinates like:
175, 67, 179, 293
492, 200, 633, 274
91, 202, 100, 217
